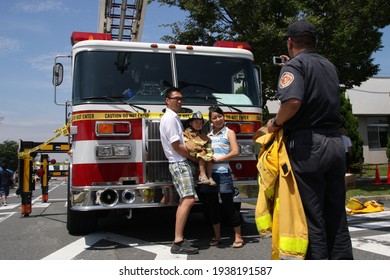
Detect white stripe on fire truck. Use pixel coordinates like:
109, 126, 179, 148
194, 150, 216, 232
72, 140, 144, 164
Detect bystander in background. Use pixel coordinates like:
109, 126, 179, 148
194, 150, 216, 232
340, 127, 353, 173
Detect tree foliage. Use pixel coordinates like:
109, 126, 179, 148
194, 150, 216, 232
150, 0, 390, 168
151, 0, 390, 105
0, 140, 19, 171
339, 93, 364, 168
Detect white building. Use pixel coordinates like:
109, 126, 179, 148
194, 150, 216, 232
267, 77, 390, 164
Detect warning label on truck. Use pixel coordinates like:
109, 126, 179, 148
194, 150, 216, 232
72, 111, 261, 122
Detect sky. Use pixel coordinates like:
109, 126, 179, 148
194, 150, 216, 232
0, 0, 389, 148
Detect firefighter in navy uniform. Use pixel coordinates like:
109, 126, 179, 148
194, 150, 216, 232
267, 20, 353, 260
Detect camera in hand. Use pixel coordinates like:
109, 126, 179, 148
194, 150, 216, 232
272, 56, 284, 65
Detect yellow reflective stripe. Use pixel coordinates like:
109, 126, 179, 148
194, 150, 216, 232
255, 213, 272, 235
279, 236, 309, 256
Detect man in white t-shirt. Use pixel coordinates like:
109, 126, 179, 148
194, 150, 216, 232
340, 127, 352, 172
160, 87, 199, 255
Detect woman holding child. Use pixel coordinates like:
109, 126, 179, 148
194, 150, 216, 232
198, 105, 244, 249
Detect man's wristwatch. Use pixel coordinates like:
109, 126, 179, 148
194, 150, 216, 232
271, 117, 282, 127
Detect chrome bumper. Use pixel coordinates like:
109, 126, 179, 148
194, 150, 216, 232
70, 180, 258, 211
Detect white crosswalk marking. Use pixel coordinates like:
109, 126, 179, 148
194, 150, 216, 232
33, 202, 51, 208
42, 231, 187, 260
348, 211, 390, 257
349, 221, 390, 232
0, 203, 19, 210
348, 211, 390, 220
352, 234, 390, 257
0, 212, 16, 223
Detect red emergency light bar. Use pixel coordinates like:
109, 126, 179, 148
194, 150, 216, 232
213, 40, 252, 51
71, 32, 113, 46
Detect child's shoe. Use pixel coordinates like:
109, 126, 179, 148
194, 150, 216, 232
208, 177, 217, 186
199, 175, 210, 185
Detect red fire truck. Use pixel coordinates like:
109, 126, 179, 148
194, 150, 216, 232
53, 32, 262, 234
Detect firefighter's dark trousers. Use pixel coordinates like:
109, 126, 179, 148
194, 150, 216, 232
287, 128, 354, 260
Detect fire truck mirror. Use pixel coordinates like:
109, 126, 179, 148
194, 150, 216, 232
53, 63, 64, 86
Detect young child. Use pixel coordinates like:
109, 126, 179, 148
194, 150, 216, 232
184, 111, 216, 186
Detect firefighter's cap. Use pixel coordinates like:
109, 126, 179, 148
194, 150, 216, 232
188, 111, 204, 123
284, 20, 317, 39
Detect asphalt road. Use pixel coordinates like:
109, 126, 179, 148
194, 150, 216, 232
1, 178, 390, 261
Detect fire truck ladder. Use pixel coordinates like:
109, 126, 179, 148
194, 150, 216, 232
98, 0, 147, 41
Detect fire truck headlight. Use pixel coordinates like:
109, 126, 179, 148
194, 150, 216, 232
113, 144, 131, 158
96, 145, 114, 158
239, 143, 254, 156
96, 144, 131, 159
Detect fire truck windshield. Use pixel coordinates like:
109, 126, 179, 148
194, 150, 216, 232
72, 51, 260, 107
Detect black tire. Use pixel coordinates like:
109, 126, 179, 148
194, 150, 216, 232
67, 208, 97, 235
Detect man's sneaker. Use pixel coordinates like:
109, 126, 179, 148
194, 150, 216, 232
171, 239, 199, 255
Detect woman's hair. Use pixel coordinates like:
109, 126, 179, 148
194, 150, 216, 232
208, 105, 224, 120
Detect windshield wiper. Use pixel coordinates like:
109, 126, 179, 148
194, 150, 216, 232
82, 96, 124, 100
179, 81, 221, 93
186, 96, 242, 113
217, 101, 242, 113
82, 96, 147, 113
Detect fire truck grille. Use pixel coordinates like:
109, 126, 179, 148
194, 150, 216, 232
146, 120, 171, 182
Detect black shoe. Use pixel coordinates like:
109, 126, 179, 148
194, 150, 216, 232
171, 239, 199, 255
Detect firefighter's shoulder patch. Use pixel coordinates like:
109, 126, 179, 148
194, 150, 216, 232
279, 72, 294, 89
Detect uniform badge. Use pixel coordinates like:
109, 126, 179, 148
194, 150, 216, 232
279, 72, 294, 89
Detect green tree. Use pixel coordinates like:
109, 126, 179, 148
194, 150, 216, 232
152, 0, 389, 93
0, 140, 19, 171
339, 93, 364, 169
150, 0, 390, 168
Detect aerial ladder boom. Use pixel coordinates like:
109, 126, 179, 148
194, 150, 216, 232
98, 0, 147, 41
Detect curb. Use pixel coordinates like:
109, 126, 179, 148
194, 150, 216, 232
351, 195, 390, 202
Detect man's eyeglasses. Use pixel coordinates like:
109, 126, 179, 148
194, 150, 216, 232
169, 97, 184, 102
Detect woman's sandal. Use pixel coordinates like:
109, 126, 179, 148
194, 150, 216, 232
232, 241, 244, 249
209, 239, 222, 246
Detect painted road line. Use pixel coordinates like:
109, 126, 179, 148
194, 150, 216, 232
348, 211, 390, 221
349, 220, 390, 232
352, 233, 390, 257
42, 231, 187, 260
0, 203, 20, 210
33, 202, 51, 208
0, 212, 16, 223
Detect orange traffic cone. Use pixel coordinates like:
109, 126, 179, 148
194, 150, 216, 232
373, 164, 382, 185
387, 163, 390, 185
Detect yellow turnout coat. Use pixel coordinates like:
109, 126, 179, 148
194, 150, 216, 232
254, 128, 308, 260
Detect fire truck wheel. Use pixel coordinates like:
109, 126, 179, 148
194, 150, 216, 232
67, 208, 97, 235
66, 177, 97, 235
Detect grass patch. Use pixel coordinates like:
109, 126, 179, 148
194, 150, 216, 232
348, 163, 390, 197
356, 164, 387, 178
347, 184, 390, 197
